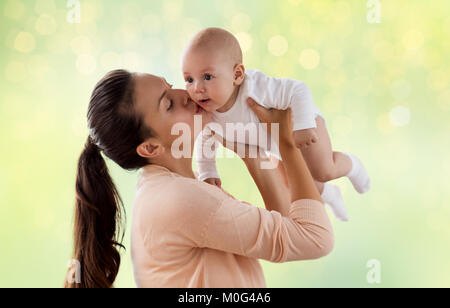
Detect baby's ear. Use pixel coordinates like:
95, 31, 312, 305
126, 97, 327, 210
233, 64, 245, 86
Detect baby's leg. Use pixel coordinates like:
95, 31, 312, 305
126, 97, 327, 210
295, 116, 352, 183
295, 116, 371, 194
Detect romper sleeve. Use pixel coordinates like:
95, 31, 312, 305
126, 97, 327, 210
247, 70, 318, 132
194, 125, 220, 181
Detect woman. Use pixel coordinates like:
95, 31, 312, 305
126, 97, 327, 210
65, 69, 334, 288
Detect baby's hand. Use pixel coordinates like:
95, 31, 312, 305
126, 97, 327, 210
204, 178, 222, 188
293, 128, 319, 148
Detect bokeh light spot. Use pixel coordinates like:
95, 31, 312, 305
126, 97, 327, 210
332, 115, 353, 136
427, 69, 448, 91
141, 13, 162, 35
376, 113, 395, 134
35, 14, 57, 36
268, 35, 288, 57
34, 0, 56, 15
389, 106, 410, 127
323, 49, 343, 69
231, 13, 252, 32
390, 80, 412, 101
115, 23, 140, 47
402, 29, 424, 51
28, 55, 49, 79
71, 36, 93, 55
122, 52, 141, 71
76, 54, 97, 75
14, 32, 35, 53
437, 90, 450, 111
100, 52, 122, 70
81, 2, 103, 24
5, 61, 26, 83
427, 212, 447, 233
373, 40, 394, 63
3, 0, 25, 20
235, 32, 253, 54
288, 0, 303, 5
299, 49, 320, 70
142, 37, 163, 57
163, 1, 183, 22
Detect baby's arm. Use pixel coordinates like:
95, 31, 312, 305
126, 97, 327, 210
195, 126, 221, 187
252, 73, 319, 148
288, 82, 321, 148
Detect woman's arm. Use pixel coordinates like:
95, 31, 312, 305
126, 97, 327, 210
246, 98, 322, 203
222, 98, 322, 215
155, 99, 333, 262
243, 155, 291, 216
219, 135, 291, 216
154, 178, 334, 263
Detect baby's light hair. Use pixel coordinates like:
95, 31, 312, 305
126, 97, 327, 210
184, 27, 243, 66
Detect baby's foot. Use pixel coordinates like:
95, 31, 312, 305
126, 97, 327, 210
321, 183, 349, 222
345, 153, 371, 194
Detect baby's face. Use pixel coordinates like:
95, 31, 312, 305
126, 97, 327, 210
182, 48, 236, 112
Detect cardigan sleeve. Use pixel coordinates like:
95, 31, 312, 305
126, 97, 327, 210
203, 197, 334, 262
156, 179, 334, 263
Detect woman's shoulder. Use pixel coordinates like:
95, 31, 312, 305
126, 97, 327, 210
134, 172, 233, 220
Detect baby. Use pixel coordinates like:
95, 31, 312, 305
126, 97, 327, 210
181, 28, 370, 221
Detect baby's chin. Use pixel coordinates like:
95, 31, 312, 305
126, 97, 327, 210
195, 100, 222, 112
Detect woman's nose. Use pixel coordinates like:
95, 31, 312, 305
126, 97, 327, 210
169, 89, 190, 106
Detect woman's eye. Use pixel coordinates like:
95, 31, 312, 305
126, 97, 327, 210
204, 74, 213, 81
186, 77, 193, 83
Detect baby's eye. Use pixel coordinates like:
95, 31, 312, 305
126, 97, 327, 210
185, 77, 194, 83
204, 74, 213, 81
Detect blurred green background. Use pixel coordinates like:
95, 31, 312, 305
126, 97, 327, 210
1, 0, 449, 288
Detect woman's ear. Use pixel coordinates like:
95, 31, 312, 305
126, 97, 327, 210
233, 64, 245, 86
136, 138, 165, 160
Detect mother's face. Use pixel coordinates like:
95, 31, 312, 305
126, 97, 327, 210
134, 73, 212, 159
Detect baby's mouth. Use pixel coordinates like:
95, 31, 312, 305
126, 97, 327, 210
198, 98, 211, 105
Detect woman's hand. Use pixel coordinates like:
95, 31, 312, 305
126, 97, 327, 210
246, 98, 294, 147
211, 128, 268, 161
246, 98, 321, 203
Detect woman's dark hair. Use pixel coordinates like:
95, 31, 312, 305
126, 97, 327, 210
64, 69, 154, 288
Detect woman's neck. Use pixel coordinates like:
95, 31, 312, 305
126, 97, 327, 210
156, 156, 196, 179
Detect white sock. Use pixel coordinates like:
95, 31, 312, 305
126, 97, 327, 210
345, 153, 371, 194
321, 183, 349, 222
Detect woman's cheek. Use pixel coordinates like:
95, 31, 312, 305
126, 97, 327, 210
186, 86, 193, 98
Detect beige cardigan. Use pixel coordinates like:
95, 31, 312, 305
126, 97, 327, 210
131, 164, 334, 288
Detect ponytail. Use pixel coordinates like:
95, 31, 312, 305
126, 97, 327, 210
65, 69, 153, 287
65, 136, 125, 288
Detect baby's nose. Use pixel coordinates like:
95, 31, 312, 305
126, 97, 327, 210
194, 81, 205, 93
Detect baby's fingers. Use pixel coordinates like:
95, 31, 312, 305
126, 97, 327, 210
215, 178, 222, 188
